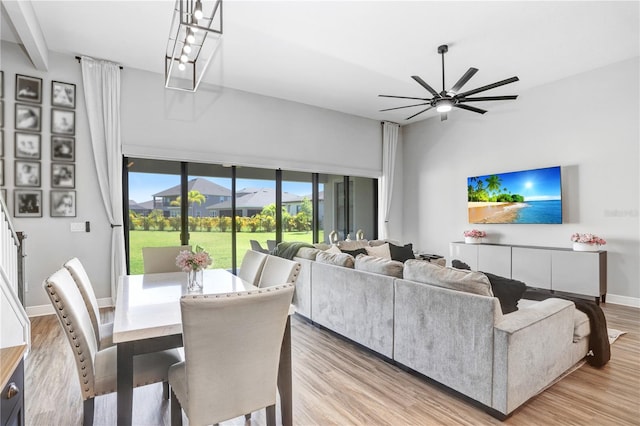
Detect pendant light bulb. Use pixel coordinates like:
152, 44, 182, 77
183, 44, 192, 54
180, 54, 188, 63
194, 1, 204, 20
186, 29, 195, 45
178, 63, 186, 71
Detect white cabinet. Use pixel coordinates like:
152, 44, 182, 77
449, 242, 607, 302
552, 251, 607, 299
512, 247, 551, 290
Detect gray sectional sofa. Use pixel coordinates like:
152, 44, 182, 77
290, 250, 589, 417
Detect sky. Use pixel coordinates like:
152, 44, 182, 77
468, 166, 562, 201
128, 173, 315, 203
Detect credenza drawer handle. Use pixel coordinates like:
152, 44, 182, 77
6, 382, 19, 399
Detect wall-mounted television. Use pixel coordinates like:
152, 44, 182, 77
467, 166, 562, 224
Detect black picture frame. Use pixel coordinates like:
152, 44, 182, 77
51, 81, 76, 109
1, 189, 6, 204
0, 129, 3, 156
51, 190, 76, 217
0, 100, 4, 127
14, 132, 41, 159
0, 71, 3, 98
15, 103, 41, 132
51, 136, 75, 161
15, 74, 42, 103
51, 163, 75, 188
0, 159, 3, 186
51, 108, 75, 135
14, 160, 40, 187
14, 189, 42, 217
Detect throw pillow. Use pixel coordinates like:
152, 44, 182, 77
389, 242, 415, 263
452, 259, 471, 270
482, 272, 527, 314
324, 244, 342, 255
365, 243, 391, 260
316, 251, 355, 268
403, 259, 493, 297
341, 248, 368, 257
355, 255, 404, 278
295, 247, 321, 260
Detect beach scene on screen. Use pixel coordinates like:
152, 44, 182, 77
468, 166, 562, 224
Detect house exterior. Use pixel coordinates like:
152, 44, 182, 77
151, 178, 232, 217
206, 187, 316, 217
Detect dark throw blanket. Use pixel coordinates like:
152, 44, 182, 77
271, 241, 314, 260
523, 289, 610, 367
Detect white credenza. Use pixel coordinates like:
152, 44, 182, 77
450, 242, 607, 303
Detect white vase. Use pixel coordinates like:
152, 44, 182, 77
187, 269, 203, 292
464, 236, 482, 244
573, 242, 600, 252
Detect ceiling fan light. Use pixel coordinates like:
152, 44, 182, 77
436, 100, 453, 113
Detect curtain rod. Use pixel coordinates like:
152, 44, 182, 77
75, 56, 123, 70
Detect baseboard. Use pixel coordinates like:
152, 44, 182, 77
605, 293, 640, 308
27, 297, 114, 317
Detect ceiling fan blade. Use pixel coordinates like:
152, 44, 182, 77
440, 112, 448, 121
457, 76, 519, 98
455, 104, 487, 114
380, 102, 431, 112
411, 76, 440, 97
406, 106, 434, 120
379, 94, 431, 101
449, 67, 478, 94
458, 95, 518, 102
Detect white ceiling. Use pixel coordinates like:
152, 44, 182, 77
2, 1, 639, 124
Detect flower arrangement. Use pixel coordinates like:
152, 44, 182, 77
175, 246, 213, 272
464, 229, 486, 238
571, 233, 607, 246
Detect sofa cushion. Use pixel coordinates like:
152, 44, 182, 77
365, 243, 391, 260
403, 259, 493, 297
295, 247, 321, 260
313, 243, 331, 251
337, 240, 370, 250
324, 245, 342, 255
389, 242, 415, 263
341, 248, 368, 257
354, 254, 404, 278
482, 272, 527, 314
316, 251, 355, 268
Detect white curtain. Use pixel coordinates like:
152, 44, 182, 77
81, 56, 126, 301
380, 121, 399, 240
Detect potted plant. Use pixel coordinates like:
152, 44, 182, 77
571, 233, 606, 252
464, 229, 486, 244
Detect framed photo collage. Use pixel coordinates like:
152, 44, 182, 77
0, 70, 77, 218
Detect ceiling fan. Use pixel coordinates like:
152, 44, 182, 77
379, 44, 519, 121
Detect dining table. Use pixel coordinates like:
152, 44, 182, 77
112, 268, 294, 426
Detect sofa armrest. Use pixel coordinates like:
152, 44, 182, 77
492, 298, 576, 415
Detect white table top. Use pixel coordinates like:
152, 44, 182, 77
113, 269, 258, 343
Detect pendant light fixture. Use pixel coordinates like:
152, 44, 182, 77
165, 0, 223, 92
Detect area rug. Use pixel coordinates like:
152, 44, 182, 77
608, 328, 626, 344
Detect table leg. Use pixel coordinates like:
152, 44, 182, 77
117, 342, 134, 426
278, 316, 292, 426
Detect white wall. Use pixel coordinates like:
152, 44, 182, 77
1, 42, 383, 309
400, 57, 640, 301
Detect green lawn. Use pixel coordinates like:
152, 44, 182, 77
129, 230, 322, 274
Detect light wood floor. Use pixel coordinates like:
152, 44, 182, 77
25, 303, 640, 425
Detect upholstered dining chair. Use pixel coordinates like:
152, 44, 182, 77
249, 239, 269, 254
64, 257, 113, 350
142, 245, 192, 273
257, 255, 301, 288
169, 284, 295, 426
43, 268, 182, 426
238, 249, 268, 286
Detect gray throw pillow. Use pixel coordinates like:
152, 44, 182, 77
316, 251, 355, 268
355, 254, 404, 278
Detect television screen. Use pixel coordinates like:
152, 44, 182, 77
467, 166, 562, 224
